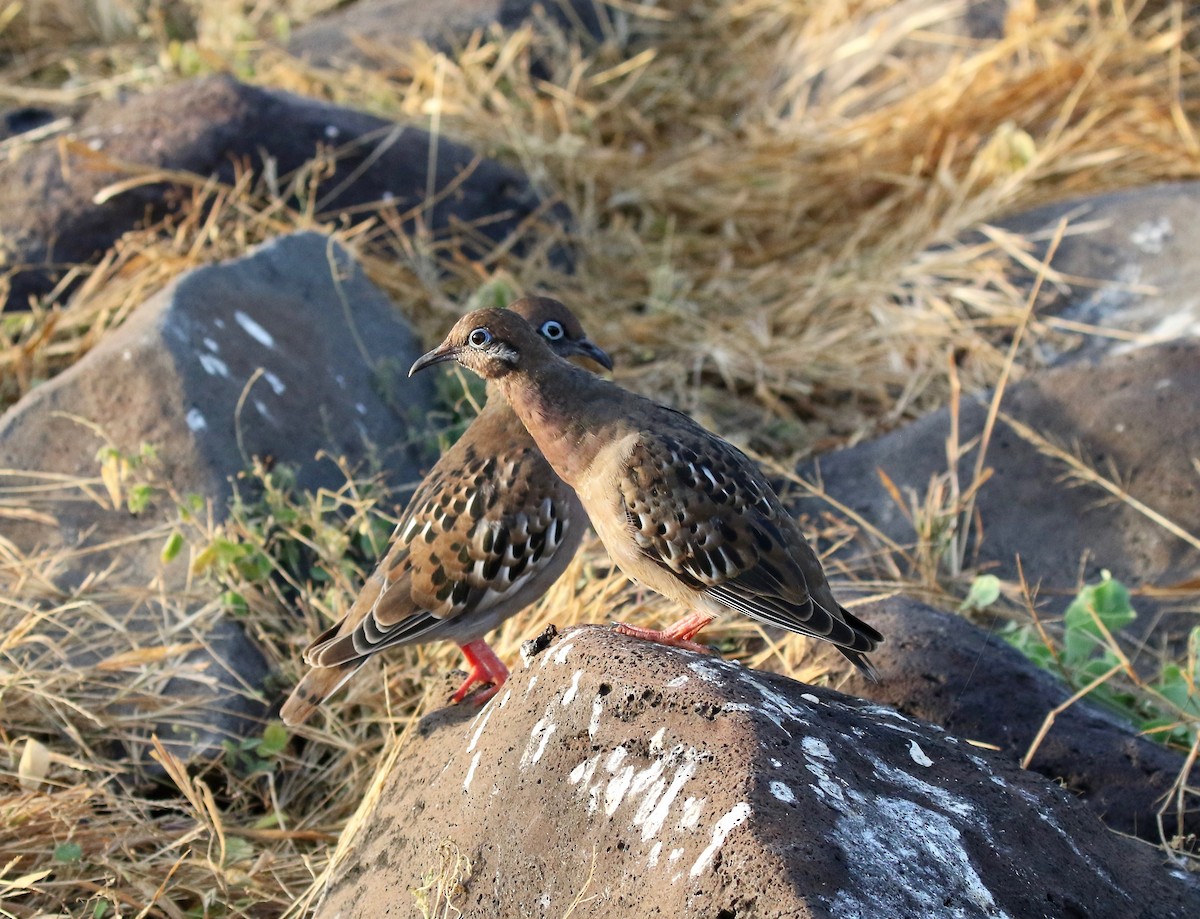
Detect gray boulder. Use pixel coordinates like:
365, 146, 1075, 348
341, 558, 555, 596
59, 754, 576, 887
798, 339, 1200, 607
831, 597, 1200, 843
0, 74, 569, 311
0, 231, 436, 768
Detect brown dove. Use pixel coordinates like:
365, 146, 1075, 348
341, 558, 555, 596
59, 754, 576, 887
281, 298, 612, 726
409, 308, 882, 676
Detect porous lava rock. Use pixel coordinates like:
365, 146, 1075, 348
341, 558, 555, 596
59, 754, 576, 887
828, 597, 1200, 843
315, 625, 1200, 918
798, 340, 1200, 609
0, 74, 568, 311
0, 231, 436, 766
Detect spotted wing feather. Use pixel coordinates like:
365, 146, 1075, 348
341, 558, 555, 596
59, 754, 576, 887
306, 415, 577, 668
618, 427, 881, 658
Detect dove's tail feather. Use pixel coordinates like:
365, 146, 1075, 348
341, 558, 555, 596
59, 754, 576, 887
280, 661, 365, 727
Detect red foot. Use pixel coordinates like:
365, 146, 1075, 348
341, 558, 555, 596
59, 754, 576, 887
614, 611, 716, 655
451, 640, 509, 704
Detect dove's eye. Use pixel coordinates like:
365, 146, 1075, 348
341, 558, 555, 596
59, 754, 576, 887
539, 320, 565, 341
468, 328, 493, 348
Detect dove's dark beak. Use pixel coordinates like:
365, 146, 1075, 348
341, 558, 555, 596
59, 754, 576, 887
570, 338, 614, 372
409, 345, 460, 377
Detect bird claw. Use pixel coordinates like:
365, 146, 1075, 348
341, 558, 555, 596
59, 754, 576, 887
612, 619, 715, 655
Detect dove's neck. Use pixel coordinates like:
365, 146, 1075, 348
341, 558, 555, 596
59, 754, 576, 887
494, 361, 617, 488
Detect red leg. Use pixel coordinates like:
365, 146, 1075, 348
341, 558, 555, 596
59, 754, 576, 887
614, 611, 715, 654
451, 640, 510, 704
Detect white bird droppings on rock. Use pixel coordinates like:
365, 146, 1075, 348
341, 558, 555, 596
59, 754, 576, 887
198, 353, 229, 377
466, 707, 493, 754
606, 746, 628, 773
233, 310, 275, 347
770, 781, 796, 804
185, 408, 207, 431
552, 641, 576, 665
648, 841, 662, 868
830, 797, 1012, 919
679, 796, 705, 830
803, 736, 835, 761
519, 713, 556, 769
463, 751, 481, 792
262, 370, 286, 395
874, 759, 973, 819
562, 670, 584, 706
909, 740, 933, 767
690, 802, 751, 878
605, 765, 636, 816
589, 694, 604, 738
665, 674, 689, 688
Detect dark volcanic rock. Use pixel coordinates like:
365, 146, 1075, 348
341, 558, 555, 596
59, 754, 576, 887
0, 232, 436, 766
799, 340, 1200, 605
316, 625, 1200, 919
831, 597, 1200, 843
288, 0, 622, 68
997, 181, 1200, 364
0, 74, 569, 311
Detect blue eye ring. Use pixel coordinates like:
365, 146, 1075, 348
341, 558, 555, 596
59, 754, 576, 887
540, 320, 565, 341
468, 328, 493, 348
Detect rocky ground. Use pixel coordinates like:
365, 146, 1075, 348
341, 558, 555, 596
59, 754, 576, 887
2, 1, 1199, 917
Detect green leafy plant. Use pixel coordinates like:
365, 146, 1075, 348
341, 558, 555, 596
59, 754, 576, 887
1004, 571, 1200, 749
222, 722, 289, 776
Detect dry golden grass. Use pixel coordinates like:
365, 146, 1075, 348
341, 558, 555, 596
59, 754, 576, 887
2, 0, 1200, 914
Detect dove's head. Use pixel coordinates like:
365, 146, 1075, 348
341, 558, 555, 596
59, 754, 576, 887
410, 300, 611, 381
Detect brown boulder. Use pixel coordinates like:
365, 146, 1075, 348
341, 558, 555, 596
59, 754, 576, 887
315, 625, 1199, 918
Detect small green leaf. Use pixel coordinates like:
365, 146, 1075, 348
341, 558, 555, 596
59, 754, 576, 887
960, 574, 1001, 612
1152, 664, 1197, 712
54, 841, 83, 863
127, 483, 154, 515
161, 530, 185, 564
1064, 570, 1135, 636
258, 722, 288, 757
93, 900, 111, 919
